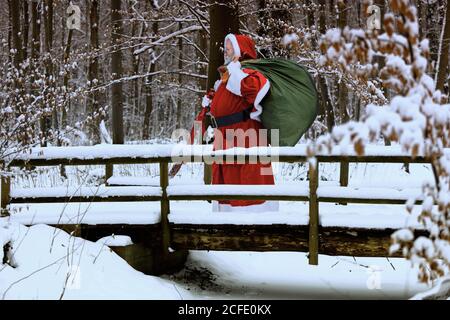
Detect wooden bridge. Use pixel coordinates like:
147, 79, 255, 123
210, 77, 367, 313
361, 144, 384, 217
0, 144, 432, 274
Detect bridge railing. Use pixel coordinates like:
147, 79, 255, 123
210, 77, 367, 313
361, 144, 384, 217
0, 144, 434, 265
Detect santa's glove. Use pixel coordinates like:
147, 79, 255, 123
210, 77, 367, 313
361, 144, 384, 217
201, 95, 211, 108
201, 89, 215, 108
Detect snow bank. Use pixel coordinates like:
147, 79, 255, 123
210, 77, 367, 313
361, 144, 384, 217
179, 250, 428, 299
97, 235, 133, 247
410, 276, 450, 300
0, 218, 188, 299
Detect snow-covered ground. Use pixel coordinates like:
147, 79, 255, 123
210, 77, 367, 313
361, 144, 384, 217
164, 250, 428, 300
0, 219, 429, 300
0, 152, 440, 299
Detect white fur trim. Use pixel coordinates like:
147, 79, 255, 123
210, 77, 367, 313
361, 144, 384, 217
212, 200, 279, 212
224, 34, 241, 58
226, 66, 248, 96
213, 79, 221, 91
250, 79, 271, 122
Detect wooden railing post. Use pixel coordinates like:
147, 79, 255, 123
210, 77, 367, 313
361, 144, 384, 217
105, 164, 113, 186
203, 163, 212, 185
160, 161, 170, 259
339, 159, 349, 205
308, 159, 319, 265
1, 161, 11, 217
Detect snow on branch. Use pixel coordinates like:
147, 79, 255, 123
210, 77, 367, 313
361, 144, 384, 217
315, 0, 450, 285
133, 25, 203, 55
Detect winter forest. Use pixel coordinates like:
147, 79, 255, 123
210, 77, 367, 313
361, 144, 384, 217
1, 0, 450, 301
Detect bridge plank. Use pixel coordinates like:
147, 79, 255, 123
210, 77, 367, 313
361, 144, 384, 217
10, 186, 162, 203
170, 223, 423, 257
167, 184, 309, 201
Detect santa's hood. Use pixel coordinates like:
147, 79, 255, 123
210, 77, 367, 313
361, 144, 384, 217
224, 34, 257, 60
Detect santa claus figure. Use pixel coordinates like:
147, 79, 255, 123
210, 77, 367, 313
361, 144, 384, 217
198, 34, 278, 212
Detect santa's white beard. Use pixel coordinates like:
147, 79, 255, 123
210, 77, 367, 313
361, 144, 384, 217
224, 54, 232, 66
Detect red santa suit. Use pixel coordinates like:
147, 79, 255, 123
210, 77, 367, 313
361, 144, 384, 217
199, 34, 278, 212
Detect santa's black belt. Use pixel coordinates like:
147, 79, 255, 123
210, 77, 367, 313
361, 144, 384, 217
211, 106, 254, 128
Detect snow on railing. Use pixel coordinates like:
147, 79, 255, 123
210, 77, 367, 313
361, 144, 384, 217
2, 143, 438, 164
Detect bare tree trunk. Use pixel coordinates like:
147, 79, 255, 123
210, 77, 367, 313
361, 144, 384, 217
22, 0, 29, 60
111, 0, 124, 144
207, 0, 239, 148
370, 0, 392, 146
31, 0, 40, 61
44, 0, 53, 76
198, 28, 208, 99
369, 0, 386, 77
143, 20, 158, 141
128, 1, 141, 137
257, 0, 269, 37
176, 22, 184, 129
207, 0, 239, 89
62, 30, 73, 129
417, 0, 423, 39
28, 0, 40, 149
304, 0, 315, 31
10, 0, 24, 67
7, 1, 12, 65
436, 0, 450, 94
40, 0, 54, 147
304, 0, 325, 128
318, 0, 335, 131
195, 0, 208, 105
56, 3, 74, 179
355, 97, 361, 121
337, 0, 349, 124
426, 1, 442, 72
132, 45, 140, 135
205, 0, 239, 184
88, 0, 101, 144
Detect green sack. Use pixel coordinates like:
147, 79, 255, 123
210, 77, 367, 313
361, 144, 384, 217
241, 59, 318, 146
